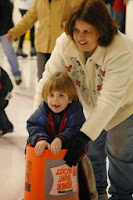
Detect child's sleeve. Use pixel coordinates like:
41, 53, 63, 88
26, 102, 50, 147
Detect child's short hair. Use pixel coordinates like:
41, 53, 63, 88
42, 72, 78, 102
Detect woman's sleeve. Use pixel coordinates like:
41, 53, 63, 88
9, 0, 37, 39
81, 51, 133, 140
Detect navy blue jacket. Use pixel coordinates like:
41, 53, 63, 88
27, 101, 85, 148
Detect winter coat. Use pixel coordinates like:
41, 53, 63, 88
27, 101, 85, 147
0, 67, 13, 107
9, 0, 77, 53
34, 31, 133, 141
0, 0, 14, 36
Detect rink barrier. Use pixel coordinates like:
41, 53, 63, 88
22, 145, 79, 200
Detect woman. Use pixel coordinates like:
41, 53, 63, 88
34, 0, 133, 199
5, 0, 81, 80
112, 0, 128, 34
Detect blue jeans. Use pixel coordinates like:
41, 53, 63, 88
0, 35, 21, 77
87, 115, 133, 200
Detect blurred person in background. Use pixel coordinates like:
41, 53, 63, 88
16, 0, 36, 58
0, 0, 22, 85
103, 0, 114, 16
112, 0, 129, 34
5, 0, 82, 81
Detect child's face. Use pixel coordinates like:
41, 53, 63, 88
47, 91, 72, 113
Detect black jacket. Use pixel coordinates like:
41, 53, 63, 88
0, 67, 13, 107
0, 0, 14, 36
103, 0, 114, 5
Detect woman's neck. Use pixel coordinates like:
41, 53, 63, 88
88, 45, 98, 56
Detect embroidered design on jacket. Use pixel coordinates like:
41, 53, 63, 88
76, 80, 81, 87
95, 64, 105, 92
65, 65, 72, 72
65, 58, 87, 92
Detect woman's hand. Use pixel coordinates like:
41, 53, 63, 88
4, 32, 13, 43
34, 140, 50, 156
64, 132, 91, 167
50, 138, 62, 155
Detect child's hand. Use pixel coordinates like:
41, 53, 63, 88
34, 140, 50, 156
50, 138, 62, 155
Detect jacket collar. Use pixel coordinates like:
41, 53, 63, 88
64, 38, 81, 57
64, 37, 107, 66
91, 45, 107, 66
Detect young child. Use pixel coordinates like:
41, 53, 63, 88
26, 72, 98, 200
27, 72, 85, 156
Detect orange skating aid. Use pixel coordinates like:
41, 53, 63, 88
22, 145, 79, 200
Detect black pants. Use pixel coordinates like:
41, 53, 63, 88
0, 100, 13, 134
37, 52, 51, 80
18, 9, 35, 48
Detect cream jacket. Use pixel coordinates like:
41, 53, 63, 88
34, 32, 133, 140
9, 0, 75, 53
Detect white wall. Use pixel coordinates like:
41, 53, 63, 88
126, 0, 133, 41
